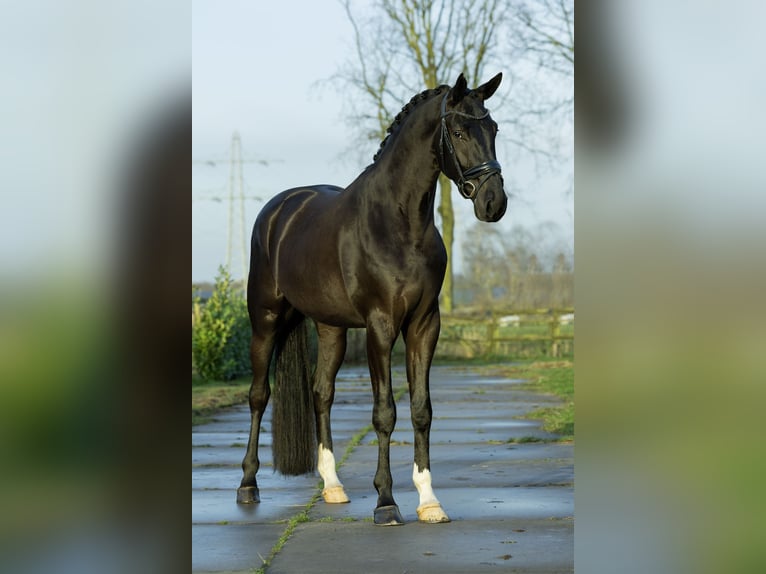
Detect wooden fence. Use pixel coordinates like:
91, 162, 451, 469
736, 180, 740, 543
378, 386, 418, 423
435, 308, 574, 359
343, 308, 574, 362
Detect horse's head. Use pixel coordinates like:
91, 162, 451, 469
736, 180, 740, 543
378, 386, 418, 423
438, 73, 507, 222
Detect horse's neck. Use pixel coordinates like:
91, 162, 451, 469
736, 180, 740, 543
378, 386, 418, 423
354, 109, 441, 233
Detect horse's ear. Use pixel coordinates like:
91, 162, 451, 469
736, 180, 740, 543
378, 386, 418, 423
476, 73, 503, 101
449, 73, 469, 105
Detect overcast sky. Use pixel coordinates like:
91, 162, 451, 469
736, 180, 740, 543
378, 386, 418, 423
192, 0, 573, 283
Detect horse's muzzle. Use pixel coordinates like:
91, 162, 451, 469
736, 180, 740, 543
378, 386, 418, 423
473, 176, 507, 222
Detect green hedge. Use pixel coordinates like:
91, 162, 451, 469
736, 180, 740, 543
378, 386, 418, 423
192, 267, 252, 381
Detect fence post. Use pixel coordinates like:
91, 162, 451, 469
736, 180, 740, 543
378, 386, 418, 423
486, 313, 498, 359
549, 310, 561, 358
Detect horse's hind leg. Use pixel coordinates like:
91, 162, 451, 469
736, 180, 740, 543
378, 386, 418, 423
314, 322, 349, 504
237, 305, 280, 504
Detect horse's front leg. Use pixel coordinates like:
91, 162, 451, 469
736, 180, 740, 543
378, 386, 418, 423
404, 308, 450, 523
366, 313, 404, 526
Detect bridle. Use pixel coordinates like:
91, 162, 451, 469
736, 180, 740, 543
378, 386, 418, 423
439, 92, 503, 200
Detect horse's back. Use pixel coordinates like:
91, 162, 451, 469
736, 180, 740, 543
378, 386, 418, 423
249, 184, 363, 326
252, 184, 345, 252
257, 184, 344, 222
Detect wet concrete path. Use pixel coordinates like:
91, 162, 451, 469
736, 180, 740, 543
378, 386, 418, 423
192, 364, 573, 573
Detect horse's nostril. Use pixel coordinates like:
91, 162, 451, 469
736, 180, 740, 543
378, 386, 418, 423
496, 198, 507, 220
485, 190, 495, 214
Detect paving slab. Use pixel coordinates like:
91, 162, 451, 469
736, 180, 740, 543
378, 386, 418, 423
193, 466, 319, 492
192, 364, 573, 573
387, 423, 559, 445
306, 485, 573, 524
345, 442, 574, 466
192, 524, 285, 573
267, 519, 573, 574
192, 431, 252, 448
193, 488, 315, 524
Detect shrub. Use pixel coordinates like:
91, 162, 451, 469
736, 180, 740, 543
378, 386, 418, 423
192, 267, 251, 381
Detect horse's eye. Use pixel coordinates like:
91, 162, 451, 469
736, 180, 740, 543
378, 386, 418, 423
453, 130, 463, 139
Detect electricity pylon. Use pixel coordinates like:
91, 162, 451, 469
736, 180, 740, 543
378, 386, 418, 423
226, 132, 248, 284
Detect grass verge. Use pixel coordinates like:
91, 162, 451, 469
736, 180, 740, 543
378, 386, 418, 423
491, 360, 574, 440
192, 373, 250, 425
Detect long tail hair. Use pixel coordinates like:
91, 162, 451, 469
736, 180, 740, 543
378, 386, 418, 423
271, 317, 316, 475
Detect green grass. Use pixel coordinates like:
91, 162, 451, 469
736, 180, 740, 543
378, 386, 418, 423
497, 323, 574, 338
492, 360, 574, 439
505, 435, 555, 444
192, 373, 251, 425
525, 363, 574, 400
525, 403, 574, 437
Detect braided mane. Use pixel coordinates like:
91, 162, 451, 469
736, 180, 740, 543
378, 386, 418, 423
372, 85, 450, 162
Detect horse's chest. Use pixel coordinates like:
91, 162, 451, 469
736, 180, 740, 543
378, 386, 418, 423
365, 254, 442, 299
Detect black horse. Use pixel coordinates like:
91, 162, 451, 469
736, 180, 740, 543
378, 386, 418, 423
237, 73, 507, 525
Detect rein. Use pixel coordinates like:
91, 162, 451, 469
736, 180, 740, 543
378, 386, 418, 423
439, 92, 502, 200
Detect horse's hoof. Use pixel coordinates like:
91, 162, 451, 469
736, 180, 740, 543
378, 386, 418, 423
417, 502, 450, 523
374, 504, 405, 526
236, 486, 260, 504
322, 485, 350, 504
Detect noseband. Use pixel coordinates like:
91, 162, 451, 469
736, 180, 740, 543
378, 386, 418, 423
439, 92, 502, 200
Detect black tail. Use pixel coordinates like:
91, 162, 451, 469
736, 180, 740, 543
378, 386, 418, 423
271, 317, 316, 475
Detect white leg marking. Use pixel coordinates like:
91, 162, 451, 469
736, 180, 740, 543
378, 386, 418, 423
318, 444, 342, 489
413, 464, 450, 522
319, 444, 349, 503
413, 465, 440, 508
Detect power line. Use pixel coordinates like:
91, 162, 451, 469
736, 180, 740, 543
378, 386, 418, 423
192, 194, 265, 203
193, 133, 277, 283
192, 184, 267, 202
193, 157, 282, 167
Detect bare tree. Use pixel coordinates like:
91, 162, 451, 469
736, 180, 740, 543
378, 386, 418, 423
335, 0, 505, 312
502, 0, 574, 171
462, 224, 506, 310
460, 220, 573, 309
512, 0, 573, 76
